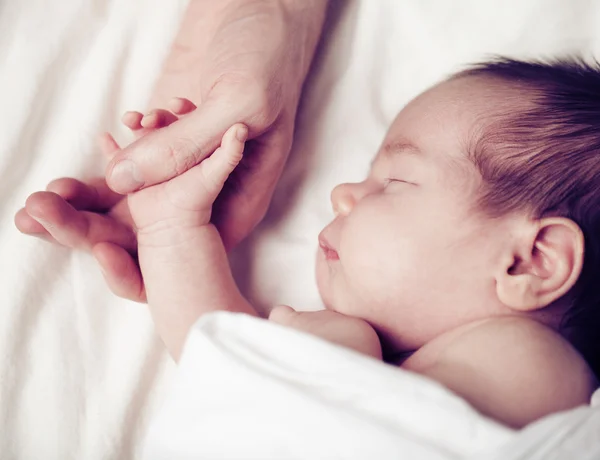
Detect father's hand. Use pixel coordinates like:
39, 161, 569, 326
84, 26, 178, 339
106, 0, 328, 249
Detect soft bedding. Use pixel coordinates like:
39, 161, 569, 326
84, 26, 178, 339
143, 312, 514, 460
143, 313, 600, 460
1, 0, 600, 459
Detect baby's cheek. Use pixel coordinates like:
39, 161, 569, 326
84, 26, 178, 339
342, 221, 417, 301
315, 256, 328, 303
315, 250, 341, 310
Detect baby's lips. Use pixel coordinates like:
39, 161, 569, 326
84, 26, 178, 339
318, 231, 340, 261
107, 159, 145, 194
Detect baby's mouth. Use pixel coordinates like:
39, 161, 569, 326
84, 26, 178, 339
318, 235, 339, 261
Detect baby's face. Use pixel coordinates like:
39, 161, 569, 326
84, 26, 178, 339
316, 77, 518, 353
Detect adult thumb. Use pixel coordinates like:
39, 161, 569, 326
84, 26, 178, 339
106, 101, 237, 194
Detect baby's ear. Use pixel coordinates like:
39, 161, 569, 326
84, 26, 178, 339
496, 217, 584, 311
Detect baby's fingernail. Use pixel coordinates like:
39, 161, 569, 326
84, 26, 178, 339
109, 160, 144, 192
235, 125, 248, 142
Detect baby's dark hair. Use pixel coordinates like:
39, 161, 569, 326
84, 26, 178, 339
456, 56, 600, 379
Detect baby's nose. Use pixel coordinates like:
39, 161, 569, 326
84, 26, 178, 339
330, 183, 358, 216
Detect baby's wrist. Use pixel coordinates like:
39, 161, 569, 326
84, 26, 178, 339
137, 221, 216, 250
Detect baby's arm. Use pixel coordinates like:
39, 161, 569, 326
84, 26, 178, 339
139, 224, 256, 362
141, 126, 256, 360
105, 100, 380, 363
106, 115, 257, 361
269, 306, 383, 359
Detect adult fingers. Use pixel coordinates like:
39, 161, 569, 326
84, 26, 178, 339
46, 177, 123, 211
25, 192, 137, 252
121, 112, 145, 138
140, 109, 179, 129
14, 207, 54, 240
105, 98, 244, 194
168, 97, 197, 115
93, 242, 146, 303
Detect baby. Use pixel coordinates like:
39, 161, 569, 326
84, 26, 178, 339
18, 57, 600, 429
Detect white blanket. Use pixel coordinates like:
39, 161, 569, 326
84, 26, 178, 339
2, 0, 600, 459
143, 313, 600, 460
143, 312, 514, 460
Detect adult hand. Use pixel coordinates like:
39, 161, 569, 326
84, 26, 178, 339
14, 173, 146, 302
16, 0, 329, 303
106, 0, 328, 249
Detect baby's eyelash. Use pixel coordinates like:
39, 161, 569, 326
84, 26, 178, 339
383, 178, 417, 187
383, 178, 405, 185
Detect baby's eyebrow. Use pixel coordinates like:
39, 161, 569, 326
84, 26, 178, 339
383, 140, 421, 155
371, 140, 421, 167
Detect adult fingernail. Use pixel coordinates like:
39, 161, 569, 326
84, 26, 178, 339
140, 113, 157, 128
235, 125, 248, 142
109, 160, 144, 192
33, 216, 53, 229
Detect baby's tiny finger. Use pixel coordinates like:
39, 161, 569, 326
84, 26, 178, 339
168, 97, 197, 115
268, 305, 297, 323
98, 132, 121, 158
223, 123, 248, 147
93, 242, 146, 303
192, 123, 247, 198
122, 111, 144, 131
141, 109, 178, 129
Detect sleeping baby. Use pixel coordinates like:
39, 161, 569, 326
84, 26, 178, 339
17, 57, 600, 429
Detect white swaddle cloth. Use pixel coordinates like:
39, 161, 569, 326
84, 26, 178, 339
142, 312, 515, 460
142, 313, 600, 460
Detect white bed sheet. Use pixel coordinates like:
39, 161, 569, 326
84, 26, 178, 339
2, 0, 600, 459
0, 1, 186, 458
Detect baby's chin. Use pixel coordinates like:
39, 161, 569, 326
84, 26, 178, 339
317, 291, 351, 316
317, 290, 335, 311
315, 279, 336, 312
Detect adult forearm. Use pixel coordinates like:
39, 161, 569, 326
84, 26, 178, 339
278, 0, 330, 81
149, 0, 329, 106
184, 0, 328, 76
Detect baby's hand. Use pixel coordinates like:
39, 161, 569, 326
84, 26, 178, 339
269, 306, 383, 360
104, 98, 247, 243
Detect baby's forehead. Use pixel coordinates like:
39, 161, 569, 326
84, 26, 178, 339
413, 76, 524, 122
381, 76, 527, 160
